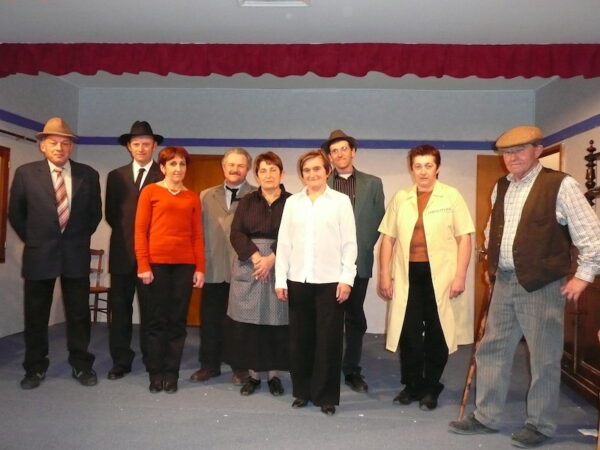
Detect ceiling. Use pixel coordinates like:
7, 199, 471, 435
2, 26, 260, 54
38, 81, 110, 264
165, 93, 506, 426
1, 0, 599, 90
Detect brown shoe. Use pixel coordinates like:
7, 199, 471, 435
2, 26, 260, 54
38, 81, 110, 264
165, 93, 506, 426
189, 367, 221, 382
231, 369, 249, 386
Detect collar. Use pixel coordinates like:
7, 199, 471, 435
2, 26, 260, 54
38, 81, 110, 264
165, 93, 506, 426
506, 162, 542, 184
333, 168, 355, 179
224, 180, 246, 190
47, 159, 71, 173
133, 160, 154, 172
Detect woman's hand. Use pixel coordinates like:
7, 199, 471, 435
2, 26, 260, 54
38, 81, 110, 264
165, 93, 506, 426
336, 283, 351, 303
137, 271, 154, 285
378, 274, 393, 300
193, 271, 205, 288
275, 288, 288, 302
252, 253, 275, 282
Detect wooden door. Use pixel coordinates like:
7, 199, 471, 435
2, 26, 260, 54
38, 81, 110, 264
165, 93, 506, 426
474, 155, 508, 332
185, 154, 225, 326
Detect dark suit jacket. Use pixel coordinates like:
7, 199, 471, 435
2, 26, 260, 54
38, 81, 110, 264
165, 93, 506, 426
328, 169, 385, 279
105, 162, 163, 274
8, 159, 102, 280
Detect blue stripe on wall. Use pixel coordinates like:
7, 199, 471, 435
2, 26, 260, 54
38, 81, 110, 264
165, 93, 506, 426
2, 107, 599, 150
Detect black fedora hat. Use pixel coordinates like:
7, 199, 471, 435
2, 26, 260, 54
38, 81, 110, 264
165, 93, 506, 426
118, 121, 164, 146
322, 129, 357, 153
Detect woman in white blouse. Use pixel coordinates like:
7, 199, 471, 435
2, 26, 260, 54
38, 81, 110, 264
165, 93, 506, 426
275, 149, 357, 416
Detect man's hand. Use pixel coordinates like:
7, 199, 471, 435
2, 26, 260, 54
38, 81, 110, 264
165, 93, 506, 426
336, 283, 351, 303
275, 288, 288, 302
137, 271, 154, 285
561, 277, 589, 303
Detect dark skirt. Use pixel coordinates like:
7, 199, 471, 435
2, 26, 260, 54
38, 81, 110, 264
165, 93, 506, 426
223, 316, 290, 371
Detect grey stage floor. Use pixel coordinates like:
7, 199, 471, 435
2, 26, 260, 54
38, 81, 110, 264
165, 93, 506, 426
0, 323, 597, 450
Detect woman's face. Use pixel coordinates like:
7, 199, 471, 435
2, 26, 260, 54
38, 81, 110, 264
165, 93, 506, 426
301, 156, 329, 190
411, 154, 439, 191
161, 155, 187, 184
256, 161, 282, 190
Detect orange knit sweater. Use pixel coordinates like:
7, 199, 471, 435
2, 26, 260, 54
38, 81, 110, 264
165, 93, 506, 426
134, 184, 205, 274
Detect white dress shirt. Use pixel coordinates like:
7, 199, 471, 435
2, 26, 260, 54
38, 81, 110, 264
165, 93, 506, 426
275, 185, 357, 289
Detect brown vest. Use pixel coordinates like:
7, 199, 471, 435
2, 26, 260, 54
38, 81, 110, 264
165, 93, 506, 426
487, 167, 572, 292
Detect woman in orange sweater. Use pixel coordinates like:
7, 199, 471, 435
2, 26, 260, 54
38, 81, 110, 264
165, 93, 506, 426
135, 146, 205, 394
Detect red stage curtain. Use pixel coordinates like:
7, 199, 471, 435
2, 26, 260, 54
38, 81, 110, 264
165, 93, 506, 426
1, 43, 599, 79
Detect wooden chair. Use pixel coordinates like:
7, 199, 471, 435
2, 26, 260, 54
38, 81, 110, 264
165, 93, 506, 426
90, 249, 111, 322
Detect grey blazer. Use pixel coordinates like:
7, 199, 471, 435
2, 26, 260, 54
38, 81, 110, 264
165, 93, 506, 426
200, 181, 257, 283
328, 169, 385, 279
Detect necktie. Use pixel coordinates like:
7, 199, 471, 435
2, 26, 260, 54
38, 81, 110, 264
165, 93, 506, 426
54, 168, 69, 232
135, 168, 146, 190
226, 186, 239, 208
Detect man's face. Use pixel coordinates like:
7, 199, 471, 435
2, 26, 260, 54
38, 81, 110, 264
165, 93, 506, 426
39, 135, 73, 167
222, 153, 249, 186
502, 144, 543, 181
127, 136, 157, 165
328, 140, 356, 173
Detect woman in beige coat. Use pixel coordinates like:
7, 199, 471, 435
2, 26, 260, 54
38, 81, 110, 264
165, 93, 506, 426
378, 144, 474, 411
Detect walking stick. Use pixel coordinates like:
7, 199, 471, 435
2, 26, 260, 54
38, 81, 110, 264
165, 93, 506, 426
456, 283, 494, 421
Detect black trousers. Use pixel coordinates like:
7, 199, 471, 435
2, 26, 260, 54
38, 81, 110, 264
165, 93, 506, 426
108, 271, 147, 370
198, 282, 230, 370
138, 264, 194, 380
399, 262, 448, 396
342, 276, 369, 376
23, 276, 94, 374
288, 281, 344, 406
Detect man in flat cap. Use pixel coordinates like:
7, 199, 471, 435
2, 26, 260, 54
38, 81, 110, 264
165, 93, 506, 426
104, 121, 164, 380
8, 117, 102, 389
449, 125, 600, 447
322, 129, 385, 393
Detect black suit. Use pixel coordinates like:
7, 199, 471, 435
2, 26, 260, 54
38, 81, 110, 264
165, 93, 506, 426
105, 162, 163, 370
8, 159, 102, 374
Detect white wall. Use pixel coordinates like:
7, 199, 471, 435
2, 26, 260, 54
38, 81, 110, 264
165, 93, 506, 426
0, 74, 79, 337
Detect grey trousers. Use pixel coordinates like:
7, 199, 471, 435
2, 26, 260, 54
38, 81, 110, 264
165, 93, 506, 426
473, 271, 565, 436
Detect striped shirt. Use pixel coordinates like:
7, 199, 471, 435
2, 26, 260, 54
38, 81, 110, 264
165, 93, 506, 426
332, 170, 356, 207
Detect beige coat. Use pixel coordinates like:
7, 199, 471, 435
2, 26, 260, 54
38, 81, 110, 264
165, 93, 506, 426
378, 181, 474, 353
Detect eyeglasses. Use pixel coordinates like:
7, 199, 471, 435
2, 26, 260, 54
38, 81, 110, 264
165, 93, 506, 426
329, 146, 351, 156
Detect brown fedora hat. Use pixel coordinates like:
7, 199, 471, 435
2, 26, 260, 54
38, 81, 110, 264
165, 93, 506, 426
36, 117, 77, 141
119, 121, 164, 146
322, 129, 357, 153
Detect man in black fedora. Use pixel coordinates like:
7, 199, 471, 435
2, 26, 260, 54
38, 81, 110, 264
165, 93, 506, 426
322, 129, 385, 393
9, 117, 102, 389
104, 121, 164, 380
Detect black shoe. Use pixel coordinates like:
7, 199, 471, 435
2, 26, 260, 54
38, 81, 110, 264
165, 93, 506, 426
511, 424, 551, 448
393, 388, 420, 405
345, 373, 368, 393
449, 413, 499, 435
72, 369, 98, 387
267, 377, 284, 396
291, 398, 308, 408
320, 405, 336, 415
164, 380, 178, 394
149, 377, 164, 394
419, 392, 438, 411
20, 372, 46, 390
189, 367, 221, 382
240, 377, 261, 396
107, 367, 131, 380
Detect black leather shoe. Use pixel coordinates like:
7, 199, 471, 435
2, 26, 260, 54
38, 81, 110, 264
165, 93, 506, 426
240, 377, 261, 396
20, 372, 46, 390
320, 405, 336, 416
189, 367, 221, 382
345, 373, 368, 393
164, 380, 178, 394
291, 398, 308, 408
72, 369, 98, 387
149, 378, 163, 394
267, 377, 284, 396
393, 388, 421, 405
107, 367, 130, 380
419, 392, 438, 411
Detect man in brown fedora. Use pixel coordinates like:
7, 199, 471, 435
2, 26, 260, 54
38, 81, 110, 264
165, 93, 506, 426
449, 125, 600, 447
322, 129, 385, 393
8, 116, 102, 389
104, 121, 164, 380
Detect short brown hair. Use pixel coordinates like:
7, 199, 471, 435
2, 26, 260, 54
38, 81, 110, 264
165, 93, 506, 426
407, 144, 441, 169
158, 146, 190, 166
297, 149, 332, 178
254, 151, 283, 176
